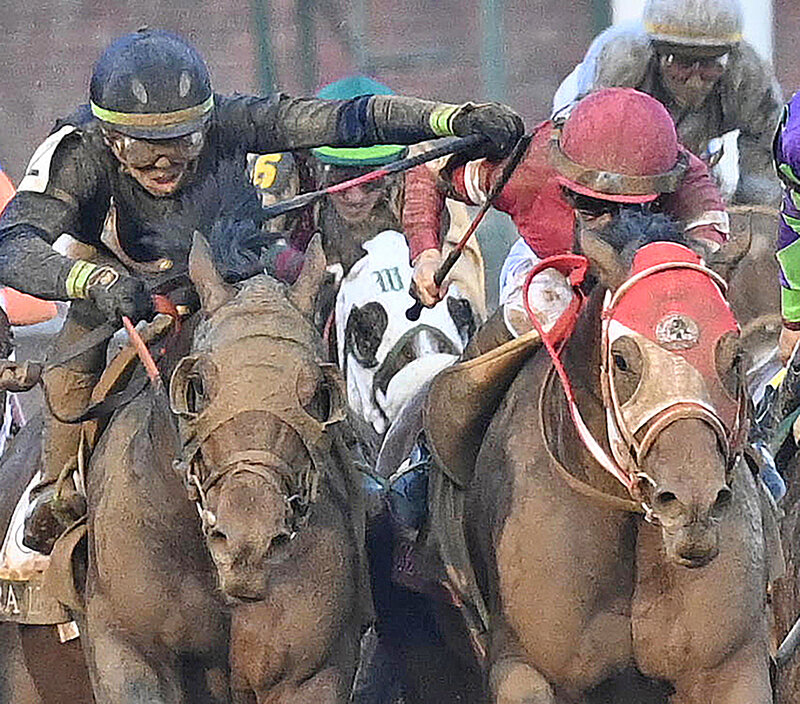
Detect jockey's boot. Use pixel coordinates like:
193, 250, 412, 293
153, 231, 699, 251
461, 307, 514, 361
23, 302, 106, 554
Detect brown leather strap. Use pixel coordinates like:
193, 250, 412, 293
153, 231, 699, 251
539, 365, 643, 515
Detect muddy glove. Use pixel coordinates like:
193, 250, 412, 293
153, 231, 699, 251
449, 102, 525, 160
66, 262, 153, 324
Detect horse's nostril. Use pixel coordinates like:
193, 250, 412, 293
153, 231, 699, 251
208, 528, 227, 544
272, 532, 291, 549
267, 532, 292, 557
713, 486, 733, 514
655, 490, 678, 507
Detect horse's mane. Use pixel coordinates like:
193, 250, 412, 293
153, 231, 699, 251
599, 209, 687, 266
144, 153, 281, 283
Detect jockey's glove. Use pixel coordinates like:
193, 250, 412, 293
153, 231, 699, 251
66, 261, 153, 324
411, 248, 448, 308
447, 102, 525, 161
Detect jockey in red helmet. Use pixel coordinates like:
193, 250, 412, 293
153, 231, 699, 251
405, 87, 728, 353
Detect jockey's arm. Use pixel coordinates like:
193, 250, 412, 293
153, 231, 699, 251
661, 148, 729, 251
0, 127, 151, 323
222, 93, 523, 159
729, 43, 783, 206
777, 195, 800, 362
771, 95, 800, 361
404, 155, 497, 306
0, 129, 106, 301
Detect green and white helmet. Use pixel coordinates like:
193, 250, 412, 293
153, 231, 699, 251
312, 76, 407, 167
643, 0, 743, 50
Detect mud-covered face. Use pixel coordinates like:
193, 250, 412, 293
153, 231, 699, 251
106, 129, 205, 196
322, 165, 388, 224
658, 50, 728, 109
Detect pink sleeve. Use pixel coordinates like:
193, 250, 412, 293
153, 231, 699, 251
403, 164, 446, 261
403, 158, 492, 261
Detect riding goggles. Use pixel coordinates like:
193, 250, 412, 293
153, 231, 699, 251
107, 130, 206, 168
661, 52, 729, 82
561, 187, 651, 220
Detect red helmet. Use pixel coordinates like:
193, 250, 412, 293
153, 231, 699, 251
550, 88, 688, 204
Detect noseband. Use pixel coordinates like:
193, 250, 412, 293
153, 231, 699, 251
180, 446, 318, 536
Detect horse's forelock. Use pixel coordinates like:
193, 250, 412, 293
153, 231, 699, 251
600, 210, 687, 266
194, 273, 317, 351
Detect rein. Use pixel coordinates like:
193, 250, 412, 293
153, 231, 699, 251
41, 294, 183, 424
523, 251, 744, 523
521, 255, 644, 508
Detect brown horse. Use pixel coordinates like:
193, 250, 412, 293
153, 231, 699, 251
377, 212, 774, 703
772, 447, 800, 703
168, 234, 370, 703
77, 234, 368, 704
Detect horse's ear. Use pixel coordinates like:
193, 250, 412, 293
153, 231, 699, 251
189, 231, 236, 315
289, 233, 327, 317
577, 228, 628, 290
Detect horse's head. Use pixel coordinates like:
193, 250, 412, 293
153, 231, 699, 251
171, 234, 345, 600
578, 212, 745, 568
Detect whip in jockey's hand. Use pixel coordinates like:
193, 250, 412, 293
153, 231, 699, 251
448, 103, 525, 161
403, 88, 729, 356
411, 248, 449, 307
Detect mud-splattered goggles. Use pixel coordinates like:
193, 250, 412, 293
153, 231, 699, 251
661, 52, 728, 82
106, 130, 205, 169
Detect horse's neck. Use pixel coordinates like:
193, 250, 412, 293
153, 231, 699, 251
562, 288, 604, 401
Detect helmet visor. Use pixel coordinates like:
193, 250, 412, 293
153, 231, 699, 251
561, 186, 656, 217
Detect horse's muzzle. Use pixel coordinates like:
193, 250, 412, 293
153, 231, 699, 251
661, 517, 723, 569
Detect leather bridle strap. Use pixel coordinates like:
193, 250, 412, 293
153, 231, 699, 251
538, 365, 644, 514
194, 450, 293, 497
522, 255, 640, 498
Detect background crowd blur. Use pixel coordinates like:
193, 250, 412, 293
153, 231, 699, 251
0, 0, 791, 302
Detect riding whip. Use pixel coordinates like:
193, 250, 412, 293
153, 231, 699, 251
259, 134, 486, 222
405, 133, 532, 321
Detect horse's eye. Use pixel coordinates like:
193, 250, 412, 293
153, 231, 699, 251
715, 331, 742, 397
610, 336, 643, 404
303, 378, 332, 423
345, 302, 388, 368
447, 296, 476, 345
